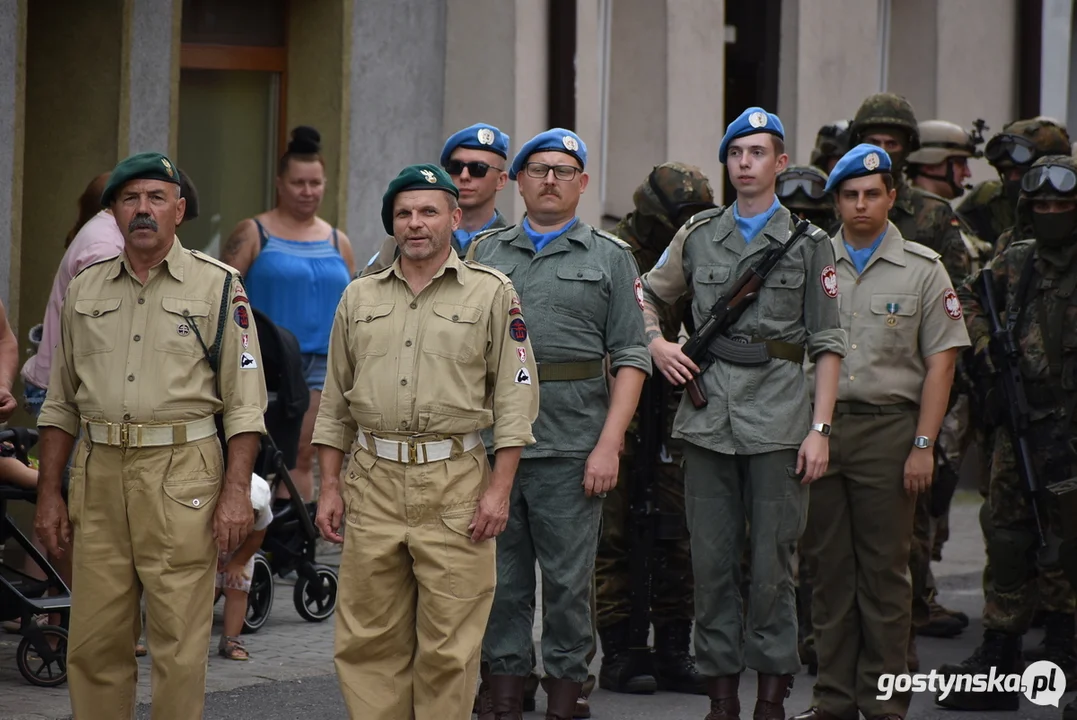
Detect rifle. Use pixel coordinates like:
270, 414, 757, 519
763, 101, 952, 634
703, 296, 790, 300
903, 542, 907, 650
681, 218, 812, 408
978, 270, 1047, 550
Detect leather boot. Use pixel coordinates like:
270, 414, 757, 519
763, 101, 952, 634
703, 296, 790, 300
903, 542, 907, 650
481, 675, 526, 720
597, 620, 657, 694
523, 671, 540, 712
475, 662, 492, 719
1037, 611, 1077, 684
753, 673, 792, 720
935, 629, 1022, 710
704, 674, 740, 720
653, 620, 706, 695
542, 677, 585, 720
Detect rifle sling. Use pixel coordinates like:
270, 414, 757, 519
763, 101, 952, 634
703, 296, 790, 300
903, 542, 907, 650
707, 335, 804, 366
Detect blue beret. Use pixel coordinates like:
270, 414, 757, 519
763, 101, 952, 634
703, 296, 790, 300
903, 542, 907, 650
824, 143, 893, 192
509, 128, 587, 180
101, 151, 181, 206
718, 107, 785, 164
440, 123, 511, 166
382, 164, 459, 235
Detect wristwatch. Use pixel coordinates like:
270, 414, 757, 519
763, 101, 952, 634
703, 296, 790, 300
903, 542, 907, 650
810, 422, 831, 437
913, 436, 933, 449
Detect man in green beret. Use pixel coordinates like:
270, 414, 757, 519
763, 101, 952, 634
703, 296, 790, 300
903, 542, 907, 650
34, 151, 268, 720
313, 163, 540, 720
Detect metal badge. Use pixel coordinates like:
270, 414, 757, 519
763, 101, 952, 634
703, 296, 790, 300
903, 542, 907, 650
177, 323, 190, 336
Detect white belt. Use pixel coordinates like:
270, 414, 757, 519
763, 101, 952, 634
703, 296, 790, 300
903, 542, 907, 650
356, 430, 482, 465
84, 416, 218, 449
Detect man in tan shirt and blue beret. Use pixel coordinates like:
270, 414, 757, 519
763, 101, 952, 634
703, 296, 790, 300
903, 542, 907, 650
791, 144, 969, 720
34, 151, 268, 720
313, 164, 539, 720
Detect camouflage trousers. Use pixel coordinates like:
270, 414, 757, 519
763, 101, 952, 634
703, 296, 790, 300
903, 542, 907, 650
595, 441, 694, 629
982, 428, 1076, 633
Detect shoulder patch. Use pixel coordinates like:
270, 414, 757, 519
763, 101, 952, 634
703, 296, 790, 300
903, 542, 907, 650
683, 206, 727, 234
189, 248, 240, 275
903, 240, 942, 262
593, 228, 632, 250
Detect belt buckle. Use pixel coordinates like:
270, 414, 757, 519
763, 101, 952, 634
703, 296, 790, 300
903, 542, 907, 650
406, 436, 419, 464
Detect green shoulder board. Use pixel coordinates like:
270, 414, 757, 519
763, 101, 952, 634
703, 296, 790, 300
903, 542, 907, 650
682, 206, 726, 235
465, 225, 514, 262
804, 223, 830, 244
593, 228, 632, 250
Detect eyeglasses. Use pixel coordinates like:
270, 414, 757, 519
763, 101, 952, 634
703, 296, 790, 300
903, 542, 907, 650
776, 171, 827, 200
444, 160, 502, 178
985, 134, 1038, 166
1021, 164, 1077, 195
524, 162, 582, 181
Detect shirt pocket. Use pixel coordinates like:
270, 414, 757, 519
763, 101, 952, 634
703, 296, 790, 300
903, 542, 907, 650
552, 265, 608, 320
761, 267, 806, 322
72, 298, 123, 356
156, 297, 213, 357
870, 293, 920, 350
423, 302, 484, 362
692, 265, 732, 319
353, 303, 396, 357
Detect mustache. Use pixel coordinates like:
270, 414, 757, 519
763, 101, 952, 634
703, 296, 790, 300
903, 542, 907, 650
540, 187, 561, 197
128, 214, 158, 232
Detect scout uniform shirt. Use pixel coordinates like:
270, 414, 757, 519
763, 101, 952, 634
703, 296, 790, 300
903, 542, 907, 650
640, 204, 848, 455
805, 221, 970, 405
468, 220, 652, 458
361, 210, 509, 278
38, 237, 268, 441
312, 250, 539, 454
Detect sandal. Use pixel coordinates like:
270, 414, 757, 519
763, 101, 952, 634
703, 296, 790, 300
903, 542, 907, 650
218, 635, 249, 661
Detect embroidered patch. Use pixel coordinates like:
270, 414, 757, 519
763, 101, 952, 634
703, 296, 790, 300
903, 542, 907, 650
234, 306, 249, 329
517, 347, 527, 364
509, 318, 527, 342
820, 265, 839, 298
943, 288, 962, 320
515, 367, 532, 385
240, 352, 258, 369
655, 247, 669, 269
241, 333, 249, 349
232, 294, 249, 304
509, 307, 522, 316
634, 277, 646, 310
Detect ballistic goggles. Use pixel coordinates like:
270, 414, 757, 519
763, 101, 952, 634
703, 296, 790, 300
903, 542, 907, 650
1021, 164, 1077, 195
985, 134, 1038, 166
776, 170, 827, 200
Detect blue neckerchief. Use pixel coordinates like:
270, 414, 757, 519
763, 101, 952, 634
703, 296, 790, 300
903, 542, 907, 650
523, 217, 578, 253
732, 196, 782, 243
843, 229, 887, 274
453, 213, 499, 251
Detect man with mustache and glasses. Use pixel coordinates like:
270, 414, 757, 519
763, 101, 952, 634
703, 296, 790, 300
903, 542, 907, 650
34, 152, 267, 720
363, 123, 512, 276
466, 129, 651, 720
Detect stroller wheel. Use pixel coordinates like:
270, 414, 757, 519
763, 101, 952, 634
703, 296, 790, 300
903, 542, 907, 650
294, 564, 338, 622
243, 553, 275, 634
16, 625, 68, 687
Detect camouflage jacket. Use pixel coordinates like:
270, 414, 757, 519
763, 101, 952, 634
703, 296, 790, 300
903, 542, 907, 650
956, 180, 1016, 251
957, 239, 1077, 478
891, 180, 971, 286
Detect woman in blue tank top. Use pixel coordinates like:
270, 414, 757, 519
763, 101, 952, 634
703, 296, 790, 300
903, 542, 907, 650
221, 126, 355, 502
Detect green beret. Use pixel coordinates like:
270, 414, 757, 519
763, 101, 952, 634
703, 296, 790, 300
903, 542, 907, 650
100, 152, 182, 207
381, 164, 459, 234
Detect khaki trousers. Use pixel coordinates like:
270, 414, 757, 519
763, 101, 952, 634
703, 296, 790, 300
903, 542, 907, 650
335, 442, 495, 720
66, 435, 222, 720
801, 408, 917, 719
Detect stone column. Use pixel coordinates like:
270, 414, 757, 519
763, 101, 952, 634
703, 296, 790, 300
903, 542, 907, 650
120, 0, 179, 158
0, 0, 26, 313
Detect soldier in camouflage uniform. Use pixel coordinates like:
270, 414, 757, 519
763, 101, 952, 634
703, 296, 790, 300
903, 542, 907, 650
848, 94, 973, 671
595, 163, 716, 697
937, 154, 1077, 712
956, 117, 1071, 253
810, 121, 852, 176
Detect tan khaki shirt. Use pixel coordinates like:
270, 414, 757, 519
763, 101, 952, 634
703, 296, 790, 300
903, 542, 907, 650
806, 221, 971, 405
38, 237, 268, 440
312, 250, 539, 453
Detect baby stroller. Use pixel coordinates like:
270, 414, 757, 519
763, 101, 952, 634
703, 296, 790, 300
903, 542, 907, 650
0, 427, 71, 686
225, 307, 339, 634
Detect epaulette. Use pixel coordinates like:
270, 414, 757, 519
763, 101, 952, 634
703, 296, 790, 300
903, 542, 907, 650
902, 240, 942, 262
804, 223, 830, 244
189, 248, 240, 277
683, 206, 726, 234
593, 228, 632, 250
464, 225, 514, 261
71, 252, 121, 280
461, 259, 513, 285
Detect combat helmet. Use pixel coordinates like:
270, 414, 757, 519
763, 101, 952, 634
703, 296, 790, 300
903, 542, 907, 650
985, 117, 1072, 170
810, 120, 852, 172
777, 165, 834, 228
1018, 154, 1077, 247
632, 162, 716, 229
850, 93, 921, 151
907, 120, 978, 165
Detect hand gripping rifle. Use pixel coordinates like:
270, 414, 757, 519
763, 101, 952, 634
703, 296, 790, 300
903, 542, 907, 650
681, 218, 812, 408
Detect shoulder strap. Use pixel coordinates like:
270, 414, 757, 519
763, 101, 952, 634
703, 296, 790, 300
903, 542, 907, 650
331, 227, 339, 250
254, 219, 271, 252
186, 273, 233, 375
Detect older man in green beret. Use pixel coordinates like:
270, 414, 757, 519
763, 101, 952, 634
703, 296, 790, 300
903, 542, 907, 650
313, 164, 540, 720
34, 151, 267, 720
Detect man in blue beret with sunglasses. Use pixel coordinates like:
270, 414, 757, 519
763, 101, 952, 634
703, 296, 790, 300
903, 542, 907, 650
363, 123, 512, 276
938, 153, 1077, 714
467, 128, 651, 719
639, 107, 847, 720
789, 144, 967, 720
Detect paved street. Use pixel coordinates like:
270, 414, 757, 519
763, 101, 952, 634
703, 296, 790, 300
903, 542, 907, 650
2, 490, 1075, 719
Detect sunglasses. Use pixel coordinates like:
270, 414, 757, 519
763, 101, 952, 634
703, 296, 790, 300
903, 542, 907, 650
1021, 164, 1077, 195
985, 134, 1037, 166
777, 172, 827, 200
443, 160, 503, 178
